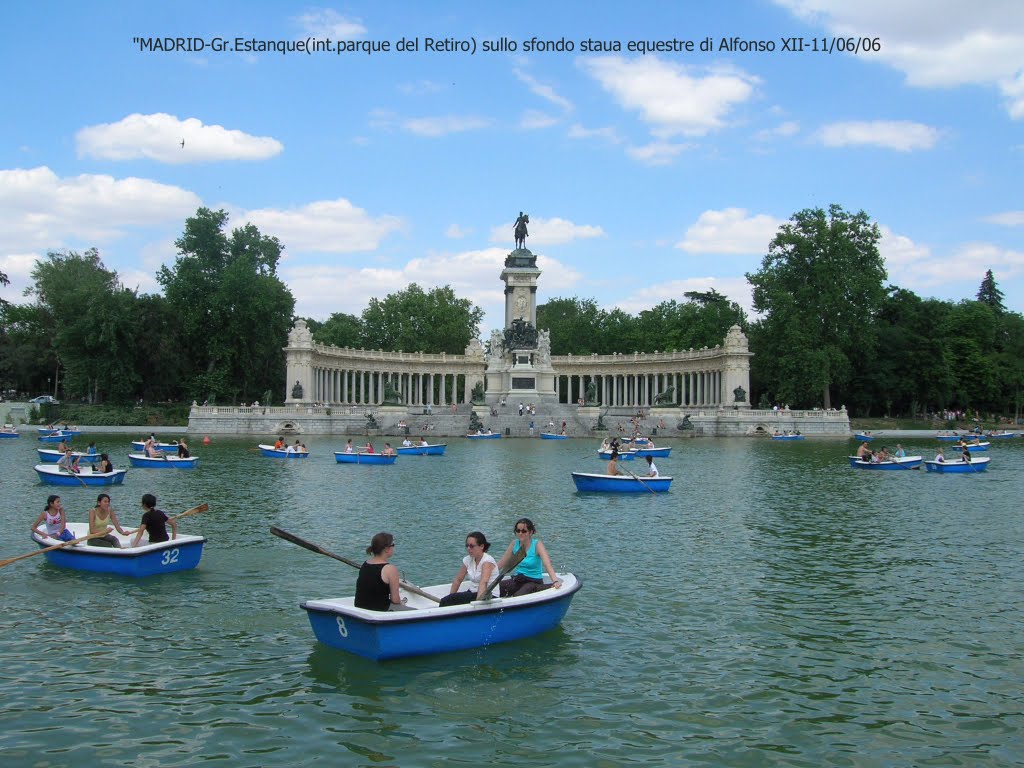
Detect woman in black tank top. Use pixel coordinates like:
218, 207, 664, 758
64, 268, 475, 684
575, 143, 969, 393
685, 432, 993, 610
354, 532, 406, 610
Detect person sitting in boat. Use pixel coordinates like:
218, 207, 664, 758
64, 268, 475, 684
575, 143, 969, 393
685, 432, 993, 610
440, 531, 498, 607
298, 442, 308, 453
177, 439, 190, 458
97, 453, 114, 473
292, 440, 306, 453
961, 446, 972, 463
876, 447, 891, 461
856, 442, 872, 461
31, 495, 75, 542
57, 439, 70, 454
86, 441, 98, 455
273, 436, 285, 450
401, 436, 413, 447
345, 438, 354, 453
284, 442, 296, 454
381, 442, 395, 456
57, 447, 80, 474
560, 420, 567, 435
418, 437, 429, 447
606, 449, 621, 476
88, 493, 131, 548
894, 443, 906, 458
364, 442, 375, 453
496, 518, 562, 597
144, 437, 165, 459
131, 493, 177, 547
354, 532, 408, 611
934, 448, 945, 463
645, 455, 659, 478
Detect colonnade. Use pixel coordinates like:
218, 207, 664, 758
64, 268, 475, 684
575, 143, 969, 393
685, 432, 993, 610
309, 368, 472, 407
555, 370, 724, 407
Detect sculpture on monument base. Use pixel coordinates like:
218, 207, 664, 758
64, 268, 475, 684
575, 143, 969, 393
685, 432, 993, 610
653, 386, 676, 406
382, 381, 402, 405
470, 381, 485, 405
514, 211, 529, 250
584, 381, 597, 405
469, 410, 484, 432
677, 415, 694, 431
733, 386, 746, 403
488, 329, 506, 363
504, 318, 538, 350
537, 329, 551, 366
291, 380, 303, 400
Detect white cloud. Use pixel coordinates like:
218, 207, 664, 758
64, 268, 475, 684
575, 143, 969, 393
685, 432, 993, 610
76, 113, 284, 164
488, 216, 605, 246
754, 120, 800, 141
446, 224, 471, 239
773, 0, 1024, 117
616, 277, 756, 319
580, 56, 758, 137
984, 211, 1024, 226
567, 123, 623, 144
519, 110, 560, 130
626, 141, 692, 165
0, 166, 201, 252
817, 120, 940, 151
513, 68, 574, 112
400, 115, 491, 137
677, 209, 785, 254
910, 242, 1024, 287
240, 199, 404, 253
293, 8, 366, 39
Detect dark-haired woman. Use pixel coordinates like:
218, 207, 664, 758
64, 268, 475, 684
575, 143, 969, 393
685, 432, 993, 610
88, 493, 130, 548
496, 518, 562, 598
354, 532, 407, 611
31, 495, 74, 542
131, 493, 176, 547
439, 532, 498, 607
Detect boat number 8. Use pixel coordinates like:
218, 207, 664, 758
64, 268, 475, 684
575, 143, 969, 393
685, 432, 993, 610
336, 616, 348, 637
161, 549, 180, 566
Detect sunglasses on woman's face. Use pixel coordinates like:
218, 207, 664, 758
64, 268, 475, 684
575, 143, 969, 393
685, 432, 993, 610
515, 528, 529, 533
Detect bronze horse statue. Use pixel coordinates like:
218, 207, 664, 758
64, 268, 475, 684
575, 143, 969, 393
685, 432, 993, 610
514, 212, 529, 250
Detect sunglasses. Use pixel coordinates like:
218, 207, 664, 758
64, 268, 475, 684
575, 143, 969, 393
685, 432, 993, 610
515, 528, 529, 533
465, 542, 479, 549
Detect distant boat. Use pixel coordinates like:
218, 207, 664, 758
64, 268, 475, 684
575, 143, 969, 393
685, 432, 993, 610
130, 440, 182, 452
924, 457, 990, 473
986, 431, 1017, 439
395, 443, 446, 456
772, 434, 805, 441
38, 431, 74, 443
633, 446, 671, 457
128, 453, 199, 469
935, 434, 963, 442
34, 464, 127, 486
847, 455, 923, 470
539, 432, 569, 440
30, 522, 205, 577
37, 427, 81, 436
466, 432, 501, 439
258, 444, 309, 458
0, 426, 20, 439
597, 449, 637, 461
37, 448, 102, 464
852, 433, 874, 441
571, 472, 672, 493
334, 452, 397, 465
961, 441, 990, 452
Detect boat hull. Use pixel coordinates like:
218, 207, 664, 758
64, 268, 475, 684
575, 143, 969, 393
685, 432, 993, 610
258, 444, 309, 458
771, 435, 805, 441
0, 431, 20, 439
32, 526, 205, 577
301, 574, 581, 660
598, 449, 636, 460
539, 433, 568, 440
924, 458, 990, 473
466, 433, 501, 439
852, 433, 874, 441
634, 447, 671, 457
963, 442, 990, 452
34, 465, 127, 485
128, 453, 199, 469
38, 432, 74, 443
571, 472, 672, 492
131, 441, 182, 452
334, 452, 397, 464
935, 435, 962, 442
847, 456, 923, 470
37, 449, 101, 463
395, 444, 446, 455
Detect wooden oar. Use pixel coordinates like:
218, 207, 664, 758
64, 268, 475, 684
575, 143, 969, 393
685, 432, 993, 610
0, 530, 110, 569
122, 502, 210, 536
269, 526, 441, 604
622, 465, 658, 494
481, 546, 528, 599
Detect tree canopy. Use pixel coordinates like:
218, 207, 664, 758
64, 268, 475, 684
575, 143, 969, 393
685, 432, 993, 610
360, 284, 483, 354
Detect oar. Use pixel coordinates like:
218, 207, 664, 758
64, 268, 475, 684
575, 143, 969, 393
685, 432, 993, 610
622, 465, 658, 494
481, 546, 528, 600
122, 502, 210, 536
0, 530, 110, 569
269, 526, 441, 604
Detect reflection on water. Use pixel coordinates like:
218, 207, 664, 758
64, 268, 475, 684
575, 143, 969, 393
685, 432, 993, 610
2, 434, 1023, 765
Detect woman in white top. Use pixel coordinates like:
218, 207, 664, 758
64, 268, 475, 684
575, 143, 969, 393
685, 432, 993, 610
31, 495, 75, 542
645, 456, 659, 477
439, 532, 498, 607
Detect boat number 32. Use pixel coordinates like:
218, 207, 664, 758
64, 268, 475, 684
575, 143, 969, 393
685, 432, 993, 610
160, 548, 180, 566
336, 616, 348, 637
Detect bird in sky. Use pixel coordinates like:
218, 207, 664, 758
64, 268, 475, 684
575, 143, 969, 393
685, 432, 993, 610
180, 138, 185, 148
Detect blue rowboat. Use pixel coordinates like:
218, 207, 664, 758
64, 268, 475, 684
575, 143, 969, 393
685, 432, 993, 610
128, 453, 199, 469
598, 449, 637, 461
130, 440, 182, 452
0, 429, 20, 439
38, 431, 74, 443
301, 573, 581, 661
539, 432, 569, 440
847, 455, 923, 470
37, 449, 102, 464
334, 452, 397, 465
924, 457, 991, 473
37, 427, 82, 436
571, 472, 672, 492
771, 434, 805, 441
634, 447, 671, 458
34, 464, 127, 486
986, 431, 1017, 439
466, 432, 501, 439
960, 442, 990, 452
852, 433, 874, 441
258, 444, 310, 458
936, 434, 963, 442
395, 443, 446, 456
31, 523, 205, 577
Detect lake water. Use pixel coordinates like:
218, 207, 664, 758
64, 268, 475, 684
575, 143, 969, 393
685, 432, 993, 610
2, 434, 1022, 766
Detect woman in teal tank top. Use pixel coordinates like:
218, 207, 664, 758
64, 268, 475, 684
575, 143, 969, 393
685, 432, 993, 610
495, 517, 562, 598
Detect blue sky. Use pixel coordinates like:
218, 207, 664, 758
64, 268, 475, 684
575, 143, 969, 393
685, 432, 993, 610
2, 1, 1022, 336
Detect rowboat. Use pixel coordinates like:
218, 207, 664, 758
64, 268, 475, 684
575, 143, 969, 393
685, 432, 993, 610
571, 472, 672, 492
935, 434, 963, 442
30, 522, 205, 577
300, 573, 581, 661
128, 453, 200, 469
924, 457, 991, 473
852, 433, 874, 441
258, 444, 310, 458
37, 427, 81, 436
597, 449, 637, 461
34, 464, 127, 485
986, 431, 1017, 439
395, 443, 447, 456
960, 442, 990, 452
771, 434, 805, 440
0, 427, 19, 438
334, 452, 397, 465
539, 432, 569, 440
847, 455, 923, 470
130, 440, 182, 452
634, 446, 671, 458
466, 432, 501, 439
37, 448, 102, 463
38, 431, 74, 443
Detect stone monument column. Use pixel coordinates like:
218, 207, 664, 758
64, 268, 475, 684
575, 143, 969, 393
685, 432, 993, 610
285, 319, 314, 404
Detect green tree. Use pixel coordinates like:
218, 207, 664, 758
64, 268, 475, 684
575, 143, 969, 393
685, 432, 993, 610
536, 297, 606, 354
747, 204, 887, 409
307, 312, 364, 348
976, 269, 1005, 313
158, 208, 296, 403
360, 284, 482, 354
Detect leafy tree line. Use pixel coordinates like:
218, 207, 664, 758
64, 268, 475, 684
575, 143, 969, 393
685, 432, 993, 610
3, 203, 1021, 419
